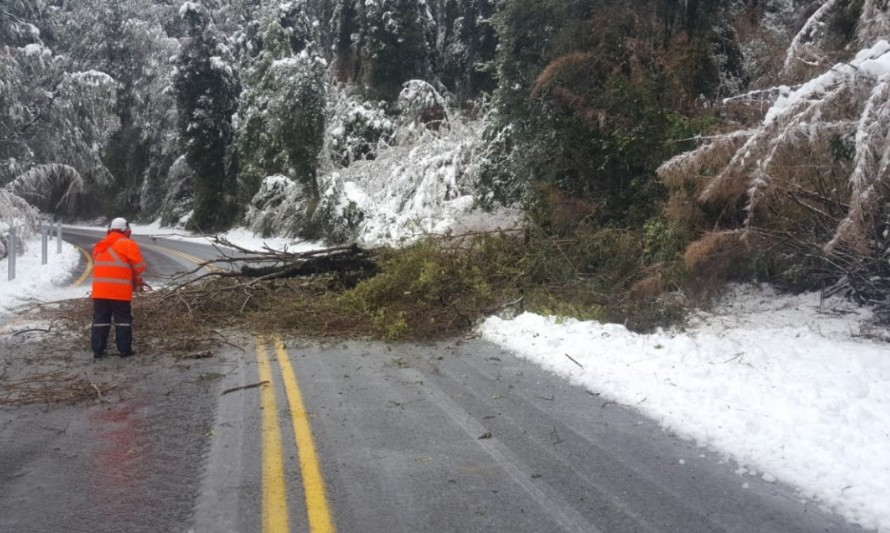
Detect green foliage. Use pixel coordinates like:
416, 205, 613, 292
641, 218, 689, 265
357, 0, 434, 100
430, 0, 498, 98
336, 225, 689, 340
236, 4, 326, 205
523, 290, 605, 322
830, 0, 865, 40
174, 5, 240, 231
830, 132, 856, 163
664, 112, 718, 148
484, 0, 730, 228
571, 228, 643, 290
342, 240, 507, 340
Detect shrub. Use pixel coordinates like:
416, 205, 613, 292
342, 239, 513, 340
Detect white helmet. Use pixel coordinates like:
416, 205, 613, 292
108, 217, 131, 235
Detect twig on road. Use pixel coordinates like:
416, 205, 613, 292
221, 380, 270, 395
12, 327, 51, 336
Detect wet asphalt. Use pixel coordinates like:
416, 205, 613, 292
0, 335, 220, 533
0, 331, 868, 533
0, 230, 869, 532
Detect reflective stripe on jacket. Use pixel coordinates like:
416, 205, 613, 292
91, 232, 146, 301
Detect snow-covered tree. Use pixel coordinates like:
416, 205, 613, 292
306, 0, 337, 57
249, 99, 495, 244
363, 0, 434, 99
658, 0, 890, 300
0, 0, 44, 48
5, 163, 84, 214
51, 0, 181, 217
174, 2, 240, 231
331, 0, 361, 81
235, 1, 327, 206
0, 188, 39, 259
1, 11, 115, 219
325, 87, 395, 167
429, 0, 496, 98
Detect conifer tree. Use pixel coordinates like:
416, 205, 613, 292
356, 0, 434, 100
52, 0, 181, 217
173, 3, 240, 231
429, 0, 497, 98
235, 1, 327, 204
331, 0, 361, 82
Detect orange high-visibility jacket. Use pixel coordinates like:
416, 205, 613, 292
91, 232, 146, 301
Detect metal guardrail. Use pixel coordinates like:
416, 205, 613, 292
5, 222, 64, 281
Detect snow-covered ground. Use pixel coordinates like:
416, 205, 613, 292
0, 237, 84, 321
481, 286, 890, 532
3, 227, 889, 531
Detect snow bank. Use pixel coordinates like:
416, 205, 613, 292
0, 238, 84, 318
480, 285, 890, 531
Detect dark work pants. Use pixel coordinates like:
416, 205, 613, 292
91, 299, 133, 355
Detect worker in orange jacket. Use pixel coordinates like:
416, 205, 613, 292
91, 217, 146, 359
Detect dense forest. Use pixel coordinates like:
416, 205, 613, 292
2, 0, 889, 321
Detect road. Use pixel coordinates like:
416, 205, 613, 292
61, 226, 227, 288
0, 230, 865, 532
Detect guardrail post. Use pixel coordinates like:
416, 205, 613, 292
41, 224, 48, 265
56, 222, 63, 254
7, 226, 16, 281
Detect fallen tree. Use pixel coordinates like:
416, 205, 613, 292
172, 237, 381, 288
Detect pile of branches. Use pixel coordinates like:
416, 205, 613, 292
134, 239, 383, 340
176, 238, 380, 288
0, 372, 115, 406
822, 250, 890, 326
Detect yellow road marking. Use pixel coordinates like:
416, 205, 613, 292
140, 242, 218, 271
73, 241, 213, 289
256, 339, 291, 533
274, 336, 336, 533
71, 247, 93, 287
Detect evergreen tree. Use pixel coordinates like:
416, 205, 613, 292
306, 0, 337, 58
51, 0, 181, 217
0, 0, 44, 47
486, 0, 728, 228
1, 1, 48, 182
1, 3, 117, 217
173, 2, 240, 231
355, 0, 434, 100
430, 0, 497, 99
331, 0, 360, 82
235, 1, 327, 204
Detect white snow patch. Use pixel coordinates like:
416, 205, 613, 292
480, 284, 890, 531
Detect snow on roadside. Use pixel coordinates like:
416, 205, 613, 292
0, 238, 84, 319
53, 222, 890, 529
479, 284, 890, 532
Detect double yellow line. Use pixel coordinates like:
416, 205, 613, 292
141, 241, 223, 273
256, 336, 335, 533
71, 241, 210, 287
71, 247, 93, 287
74, 240, 333, 531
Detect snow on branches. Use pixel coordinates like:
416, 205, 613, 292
0, 189, 39, 258
780, 0, 842, 79
657, 1, 890, 305
659, 36, 890, 256
6, 164, 85, 214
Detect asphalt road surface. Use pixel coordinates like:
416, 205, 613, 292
0, 231, 865, 533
